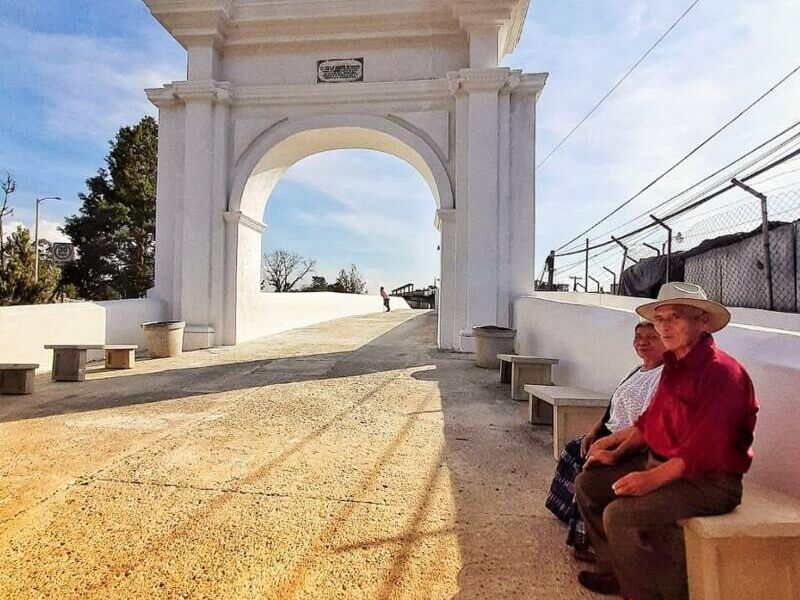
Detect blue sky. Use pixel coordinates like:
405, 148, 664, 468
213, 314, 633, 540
2, 0, 799, 291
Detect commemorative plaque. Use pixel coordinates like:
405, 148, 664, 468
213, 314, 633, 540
317, 58, 364, 83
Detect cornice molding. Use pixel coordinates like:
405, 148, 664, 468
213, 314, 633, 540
449, 68, 519, 94
223, 210, 267, 234
144, 0, 529, 55
511, 72, 548, 98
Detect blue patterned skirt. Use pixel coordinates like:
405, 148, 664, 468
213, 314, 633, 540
545, 436, 590, 549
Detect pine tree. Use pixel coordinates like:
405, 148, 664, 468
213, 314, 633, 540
0, 226, 61, 305
62, 117, 158, 299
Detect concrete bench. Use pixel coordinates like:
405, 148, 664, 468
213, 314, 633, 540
524, 384, 609, 460
497, 354, 558, 401
44, 345, 138, 382
681, 485, 800, 600
0, 364, 39, 395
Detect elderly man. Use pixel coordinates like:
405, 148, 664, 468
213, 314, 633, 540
574, 283, 758, 599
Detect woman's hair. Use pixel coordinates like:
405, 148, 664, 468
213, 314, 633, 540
634, 320, 656, 332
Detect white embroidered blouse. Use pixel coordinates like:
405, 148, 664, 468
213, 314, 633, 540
604, 365, 663, 433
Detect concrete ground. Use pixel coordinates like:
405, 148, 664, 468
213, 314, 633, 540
0, 310, 601, 599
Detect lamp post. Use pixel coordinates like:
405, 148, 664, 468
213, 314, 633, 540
34, 196, 61, 282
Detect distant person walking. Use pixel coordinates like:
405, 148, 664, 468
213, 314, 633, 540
380, 287, 390, 312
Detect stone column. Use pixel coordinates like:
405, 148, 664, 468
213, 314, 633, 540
436, 208, 457, 349
457, 68, 511, 348
146, 88, 185, 315
171, 81, 231, 349
509, 74, 547, 305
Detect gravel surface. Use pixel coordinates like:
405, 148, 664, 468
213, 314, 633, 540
0, 310, 600, 599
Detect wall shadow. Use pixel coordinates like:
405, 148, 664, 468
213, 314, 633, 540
0, 314, 446, 425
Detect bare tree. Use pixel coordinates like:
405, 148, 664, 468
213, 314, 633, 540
0, 173, 16, 270
261, 250, 316, 292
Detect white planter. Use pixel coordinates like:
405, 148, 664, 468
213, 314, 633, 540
141, 321, 186, 358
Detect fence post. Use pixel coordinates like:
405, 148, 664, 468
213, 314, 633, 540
603, 266, 617, 294
731, 178, 773, 311
569, 276, 582, 292
546, 250, 555, 289
585, 239, 590, 294
611, 236, 637, 294
649, 215, 673, 284
588, 275, 601, 293
643, 242, 661, 256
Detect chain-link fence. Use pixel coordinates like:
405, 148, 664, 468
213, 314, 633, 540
682, 188, 800, 312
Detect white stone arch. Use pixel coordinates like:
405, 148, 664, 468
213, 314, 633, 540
224, 114, 455, 346
229, 114, 454, 221
144, 0, 545, 354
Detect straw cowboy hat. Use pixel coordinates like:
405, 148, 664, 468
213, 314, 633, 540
636, 282, 731, 333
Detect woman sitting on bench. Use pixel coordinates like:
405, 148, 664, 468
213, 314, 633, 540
545, 320, 666, 563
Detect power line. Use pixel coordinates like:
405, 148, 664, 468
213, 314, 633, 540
554, 62, 800, 252
558, 118, 800, 253
536, 0, 703, 171
554, 144, 800, 258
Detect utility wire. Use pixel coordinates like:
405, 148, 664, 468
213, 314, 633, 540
554, 62, 800, 253
554, 145, 800, 258
558, 118, 800, 253
536, 0, 703, 171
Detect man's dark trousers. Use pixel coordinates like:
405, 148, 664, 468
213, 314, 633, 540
575, 454, 742, 600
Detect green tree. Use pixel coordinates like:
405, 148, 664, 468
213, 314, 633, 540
62, 116, 158, 300
302, 275, 330, 292
0, 226, 61, 305
334, 264, 367, 294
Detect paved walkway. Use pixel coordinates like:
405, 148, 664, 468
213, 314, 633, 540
0, 311, 600, 599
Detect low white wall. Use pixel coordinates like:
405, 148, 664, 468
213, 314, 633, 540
95, 298, 168, 349
514, 294, 800, 498
237, 292, 412, 343
0, 298, 167, 373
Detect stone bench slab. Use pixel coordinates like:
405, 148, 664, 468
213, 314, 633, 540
681, 485, 800, 600
497, 355, 559, 401
525, 384, 609, 460
0, 364, 39, 395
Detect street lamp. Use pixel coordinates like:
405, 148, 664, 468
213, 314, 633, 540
34, 196, 61, 282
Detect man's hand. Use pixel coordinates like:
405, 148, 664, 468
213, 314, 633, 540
580, 433, 596, 458
584, 449, 618, 469
612, 471, 660, 497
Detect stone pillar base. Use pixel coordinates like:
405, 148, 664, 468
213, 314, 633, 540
183, 325, 216, 351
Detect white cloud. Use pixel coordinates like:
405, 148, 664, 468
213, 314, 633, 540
0, 23, 183, 141
1, 219, 68, 243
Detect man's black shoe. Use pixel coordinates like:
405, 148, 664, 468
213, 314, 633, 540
577, 570, 621, 596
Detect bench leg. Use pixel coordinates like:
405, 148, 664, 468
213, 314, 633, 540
685, 530, 800, 600
106, 349, 135, 370
528, 395, 554, 426
0, 370, 35, 395
511, 363, 553, 401
552, 406, 607, 460
500, 360, 511, 384
51, 349, 87, 382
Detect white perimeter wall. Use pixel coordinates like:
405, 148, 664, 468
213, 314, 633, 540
514, 293, 800, 499
237, 292, 412, 343
0, 299, 167, 373
1, 293, 413, 371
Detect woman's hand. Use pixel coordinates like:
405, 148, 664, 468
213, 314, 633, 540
584, 449, 618, 469
588, 434, 616, 454
580, 432, 596, 458
612, 471, 660, 496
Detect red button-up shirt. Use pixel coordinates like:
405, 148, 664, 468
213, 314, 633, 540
635, 334, 758, 479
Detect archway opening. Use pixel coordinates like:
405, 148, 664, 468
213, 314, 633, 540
227, 119, 456, 348
261, 149, 440, 301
